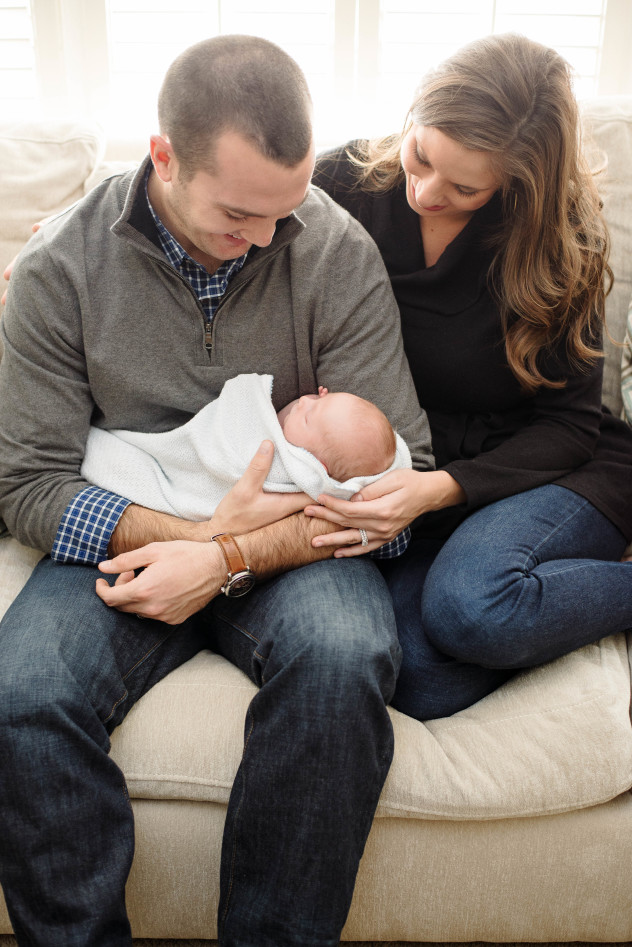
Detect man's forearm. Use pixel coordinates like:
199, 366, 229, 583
108, 503, 212, 556
238, 512, 337, 583
109, 503, 338, 583
97, 510, 339, 624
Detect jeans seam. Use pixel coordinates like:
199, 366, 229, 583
214, 613, 262, 647
253, 649, 268, 685
103, 688, 129, 725
121, 630, 172, 682
522, 495, 591, 571
103, 630, 172, 724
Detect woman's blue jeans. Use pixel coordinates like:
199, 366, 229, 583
380, 485, 632, 721
0, 556, 401, 947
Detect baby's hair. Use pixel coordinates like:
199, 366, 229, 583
322, 397, 396, 482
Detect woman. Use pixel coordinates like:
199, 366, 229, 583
309, 32, 632, 721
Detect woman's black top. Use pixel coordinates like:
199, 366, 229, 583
313, 144, 632, 540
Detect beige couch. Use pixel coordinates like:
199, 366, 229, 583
1, 102, 632, 942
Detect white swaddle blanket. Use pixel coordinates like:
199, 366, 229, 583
81, 373, 412, 521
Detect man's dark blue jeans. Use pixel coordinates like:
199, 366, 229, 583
0, 556, 401, 947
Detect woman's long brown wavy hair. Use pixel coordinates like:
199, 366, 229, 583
352, 33, 611, 394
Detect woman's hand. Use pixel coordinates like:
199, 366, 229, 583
96, 539, 224, 624
304, 469, 466, 558
210, 439, 311, 535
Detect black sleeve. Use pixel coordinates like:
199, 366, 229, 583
445, 346, 605, 508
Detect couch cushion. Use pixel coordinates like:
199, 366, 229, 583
580, 96, 632, 416
1, 535, 631, 821
0, 121, 105, 275
110, 633, 632, 822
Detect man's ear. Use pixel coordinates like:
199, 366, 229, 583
150, 134, 176, 183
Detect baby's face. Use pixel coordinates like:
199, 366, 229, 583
278, 389, 354, 461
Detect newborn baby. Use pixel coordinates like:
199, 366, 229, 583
277, 386, 396, 480
81, 373, 411, 520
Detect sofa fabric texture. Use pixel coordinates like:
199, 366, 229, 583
0, 102, 631, 940
107, 640, 632, 822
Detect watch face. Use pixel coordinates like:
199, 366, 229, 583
225, 570, 256, 597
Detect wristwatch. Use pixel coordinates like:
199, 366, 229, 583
211, 533, 256, 597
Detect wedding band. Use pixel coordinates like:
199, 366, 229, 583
359, 528, 369, 547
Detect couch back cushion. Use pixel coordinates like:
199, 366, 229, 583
0, 121, 104, 275
581, 96, 632, 416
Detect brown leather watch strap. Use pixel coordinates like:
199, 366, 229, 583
211, 533, 249, 576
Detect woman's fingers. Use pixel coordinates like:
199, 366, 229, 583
311, 527, 383, 557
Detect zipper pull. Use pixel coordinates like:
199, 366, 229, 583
204, 320, 213, 351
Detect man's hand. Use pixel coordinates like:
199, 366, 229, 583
96, 511, 343, 624
2, 221, 44, 306
211, 439, 310, 535
96, 540, 224, 624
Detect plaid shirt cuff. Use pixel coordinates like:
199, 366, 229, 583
52, 486, 131, 564
371, 527, 411, 559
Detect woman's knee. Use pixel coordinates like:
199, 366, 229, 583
421, 562, 530, 668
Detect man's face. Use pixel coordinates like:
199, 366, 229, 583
151, 130, 315, 270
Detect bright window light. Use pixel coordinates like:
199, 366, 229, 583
0, 0, 625, 156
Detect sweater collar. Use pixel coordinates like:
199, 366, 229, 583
385, 184, 504, 314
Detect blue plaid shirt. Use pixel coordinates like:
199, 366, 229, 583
52, 174, 409, 563
147, 182, 247, 336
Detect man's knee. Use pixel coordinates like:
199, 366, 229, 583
253, 558, 401, 700
0, 565, 130, 734
0, 626, 80, 753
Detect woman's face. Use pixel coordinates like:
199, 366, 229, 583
400, 124, 500, 223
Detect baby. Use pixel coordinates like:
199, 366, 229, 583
277, 386, 396, 480
80, 373, 410, 521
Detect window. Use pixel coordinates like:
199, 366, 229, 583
106, 0, 337, 145
368, 0, 608, 140
0, 0, 36, 120
1, 0, 629, 156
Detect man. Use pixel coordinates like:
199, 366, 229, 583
0, 35, 433, 946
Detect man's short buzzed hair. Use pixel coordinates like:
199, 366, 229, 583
158, 34, 313, 176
